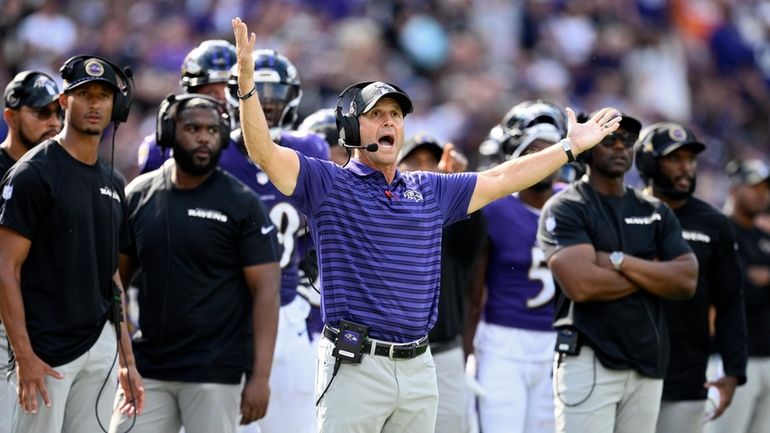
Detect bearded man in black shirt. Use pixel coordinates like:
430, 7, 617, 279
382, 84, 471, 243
109, 94, 280, 433
538, 114, 698, 433
634, 122, 747, 433
0, 56, 145, 433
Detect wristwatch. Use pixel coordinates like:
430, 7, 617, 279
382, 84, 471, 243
609, 251, 624, 271
561, 139, 576, 162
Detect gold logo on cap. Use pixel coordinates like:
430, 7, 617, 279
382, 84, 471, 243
668, 125, 687, 142
84, 59, 105, 77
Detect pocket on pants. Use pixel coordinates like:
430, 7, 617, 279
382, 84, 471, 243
314, 339, 336, 402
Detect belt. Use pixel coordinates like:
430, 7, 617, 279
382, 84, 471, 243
323, 326, 429, 360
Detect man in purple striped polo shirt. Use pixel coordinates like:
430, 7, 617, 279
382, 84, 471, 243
233, 17, 623, 433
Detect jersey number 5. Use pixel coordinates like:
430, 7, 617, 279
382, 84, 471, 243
526, 247, 555, 309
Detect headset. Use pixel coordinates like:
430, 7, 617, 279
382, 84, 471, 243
335, 81, 374, 152
634, 125, 660, 182
156, 93, 230, 150
334, 80, 410, 152
59, 55, 134, 123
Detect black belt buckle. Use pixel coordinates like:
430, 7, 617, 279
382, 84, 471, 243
389, 342, 416, 359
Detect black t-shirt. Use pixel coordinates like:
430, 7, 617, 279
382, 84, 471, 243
0, 140, 127, 367
538, 180, 692, 378
429, 211, 487, 344
124, 167, 279, 384
0, 148, 16, 180
662, 197, 747, 400
730, 219, 770, 357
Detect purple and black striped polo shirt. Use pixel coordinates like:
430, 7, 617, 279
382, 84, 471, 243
289, 154, 477, 343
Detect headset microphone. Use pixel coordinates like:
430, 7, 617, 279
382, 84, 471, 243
339, 142, 378, 152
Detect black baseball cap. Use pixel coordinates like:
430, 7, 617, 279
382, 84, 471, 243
582, 110, 642, 135
727, 159, 770, 186
637, 122, 705, 158
3, 71, 60, 109
398, 133, 443, 164
61, 57, 120, 93
351, 81, 413, 117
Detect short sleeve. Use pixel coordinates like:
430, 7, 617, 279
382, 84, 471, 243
289, 152, 339, 216
238, 195, 281, 267
538, 196, 593, 260
0, 162, 49, 239
426, 172, 477, 225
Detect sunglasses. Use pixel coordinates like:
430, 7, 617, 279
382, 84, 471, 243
600, 130, 638, 148
21, 106, 64, 121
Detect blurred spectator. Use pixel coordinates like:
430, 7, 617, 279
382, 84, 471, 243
0, 0, 767, 212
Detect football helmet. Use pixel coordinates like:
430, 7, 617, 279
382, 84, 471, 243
298, 108, 337, 146
180, 40, 237, 92
227, 49, 302, 130
498, 100, 567, 159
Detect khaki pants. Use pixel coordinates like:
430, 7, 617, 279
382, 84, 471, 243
434, 344, 471, 433
712, 357, 770, 433
553, 346, 663, 433
315, 336, 438, 433
10, 322, 117, 433
109, 378, 241, 433
656, 400, 706, 433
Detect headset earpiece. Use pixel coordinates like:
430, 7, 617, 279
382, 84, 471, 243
334, 81, 373, 150
634, 126, 660, 182
156, 93, 230, 150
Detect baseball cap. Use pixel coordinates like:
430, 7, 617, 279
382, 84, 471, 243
3, 71, 60, 109
727, 159, 770, 186
637, 122, 705, 158
351, 81, 413, 117
398, 133, 443, 164
60, 57, 120, 93
582, 110, 642, 135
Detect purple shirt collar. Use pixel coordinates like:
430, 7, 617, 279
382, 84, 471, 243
347, 158, 404, 184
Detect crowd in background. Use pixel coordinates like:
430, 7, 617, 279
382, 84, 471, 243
1, 0, 769, 206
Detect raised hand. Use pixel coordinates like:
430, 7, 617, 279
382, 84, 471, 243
232, 17, 256, 84
566, 107, 622, 154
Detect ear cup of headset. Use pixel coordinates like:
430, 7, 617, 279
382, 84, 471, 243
156, 95, 177, 149
337, 111, 360, 149
334, 81, 376, 150
633, 135, 658, 182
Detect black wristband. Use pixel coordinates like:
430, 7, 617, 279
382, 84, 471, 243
237, 83, 257, 101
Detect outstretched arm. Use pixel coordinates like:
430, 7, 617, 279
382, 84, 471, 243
469, 108, 620, 213
232, 17, 300, 195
